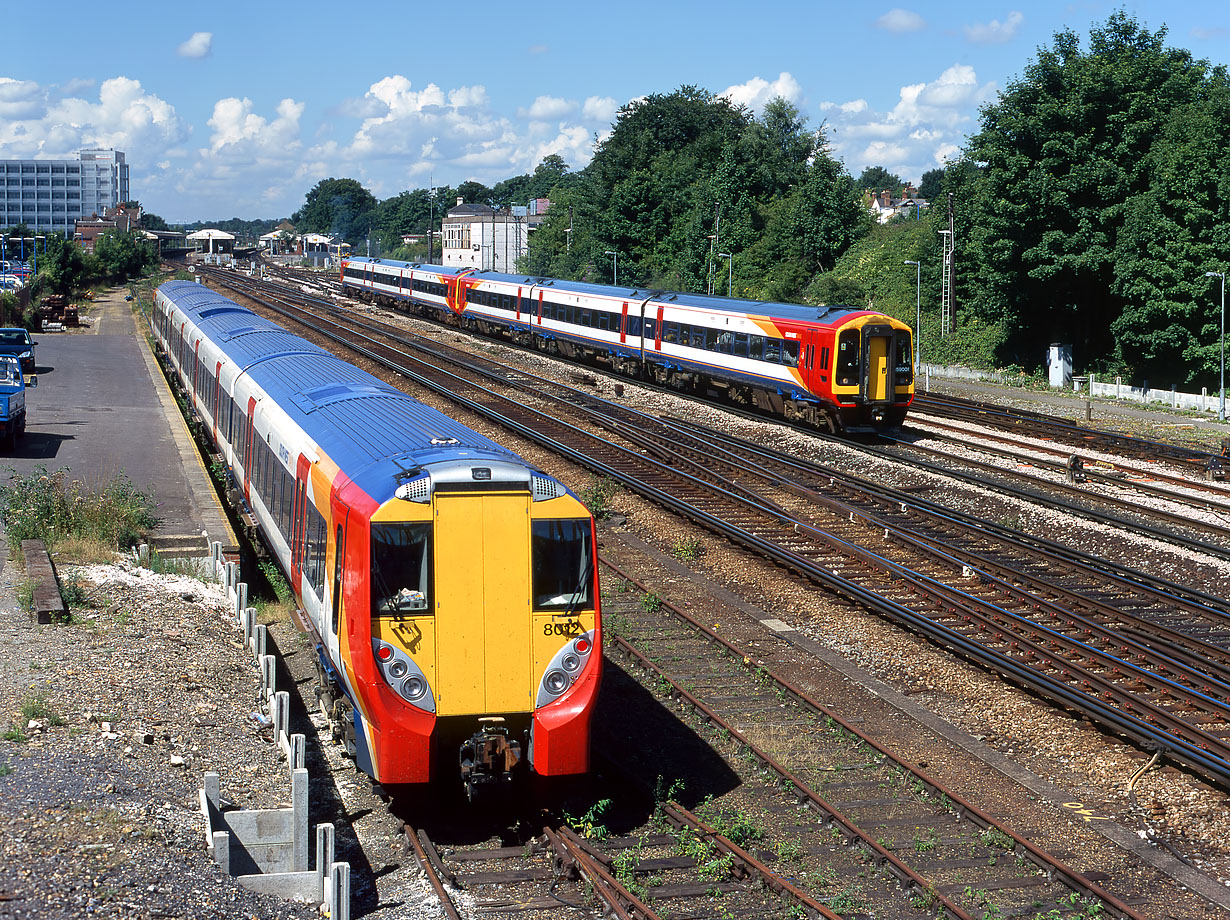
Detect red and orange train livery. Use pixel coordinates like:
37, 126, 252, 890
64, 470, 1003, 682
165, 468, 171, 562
342, 257, 914, 432
153, 280, 601, 792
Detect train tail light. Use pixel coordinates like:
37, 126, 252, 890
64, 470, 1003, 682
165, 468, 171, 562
536, 629, 596, 708
372, 640, 436, 713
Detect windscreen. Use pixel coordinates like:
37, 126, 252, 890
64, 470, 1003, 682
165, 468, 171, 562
531, 519, 593, 611
371, 522, 432, 615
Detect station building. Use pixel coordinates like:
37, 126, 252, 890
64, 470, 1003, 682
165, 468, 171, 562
441, 198, 545, 273
0, 149, 129, 238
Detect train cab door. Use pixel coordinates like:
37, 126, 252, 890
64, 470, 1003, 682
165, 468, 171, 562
863, 324, 894, 403
432, 492, 533, 715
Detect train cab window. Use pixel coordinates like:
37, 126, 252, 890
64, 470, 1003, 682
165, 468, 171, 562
531, 519, 593, 611
371, 522, 433, 615
836, 329, 861, 385
895, 333, 914, 384
749, 335, 764, 360
783, 339, 800, 366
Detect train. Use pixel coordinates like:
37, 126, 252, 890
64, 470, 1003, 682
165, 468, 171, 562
152, 280, 602, 793
340, 257, 915, 432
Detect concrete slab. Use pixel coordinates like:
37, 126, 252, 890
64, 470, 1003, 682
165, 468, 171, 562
0, 288, 237, 556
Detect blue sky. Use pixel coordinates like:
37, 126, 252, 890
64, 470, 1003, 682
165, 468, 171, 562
3, 1, 1228, 222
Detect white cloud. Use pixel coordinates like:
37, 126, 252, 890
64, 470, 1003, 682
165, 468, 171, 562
0, 77, 186, 161
207, 97, 303, 155
719, 72, 802, 114
876, 9, 926, 33
522, 95, 576, 121
964, 11, 1023, 44
817, 64, 993, 183
582, 96, 619, 123
0, 79, 42, 119
177, 32, 213, 58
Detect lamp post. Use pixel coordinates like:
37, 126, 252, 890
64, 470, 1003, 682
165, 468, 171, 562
605, 250, 618, 286
904, 260, 921, 377
718, 253, 732, 297
1205, 271, 1226, 421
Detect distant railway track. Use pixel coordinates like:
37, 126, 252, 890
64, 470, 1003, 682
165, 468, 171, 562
911, 392, 1225, 468
202, 267, 1230, 790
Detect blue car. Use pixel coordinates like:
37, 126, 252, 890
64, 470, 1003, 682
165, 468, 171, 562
0, 327, 36, 373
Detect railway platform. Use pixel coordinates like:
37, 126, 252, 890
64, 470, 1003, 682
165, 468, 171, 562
0, 287, 237, 559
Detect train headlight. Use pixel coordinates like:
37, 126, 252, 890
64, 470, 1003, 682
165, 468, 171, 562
370, 638, 436, 713
536, 629, 597, 708
401, 676, 427, 701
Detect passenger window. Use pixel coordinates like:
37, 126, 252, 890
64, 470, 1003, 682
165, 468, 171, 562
332, 525, 344, 635
644, 318, 656, 340
783, 339, 800, 365
749, 335, 764, 360
371, 522, 432, 615
732, 333, 749, 357
531, 519, 593, 611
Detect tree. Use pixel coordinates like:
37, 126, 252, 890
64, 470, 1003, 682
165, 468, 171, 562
38, 236, 92, 294
955, 11, 1230, 381
142, 212, 170, 232
94, 230, 156, 282
917, 168, 945, 201
857, 166, 905, 196
292, 178, 378, 243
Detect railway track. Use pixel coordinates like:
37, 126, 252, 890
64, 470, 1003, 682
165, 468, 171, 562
911, 392, 1225, 469
599, 562, 1144, 919
200, 268, 1230, 789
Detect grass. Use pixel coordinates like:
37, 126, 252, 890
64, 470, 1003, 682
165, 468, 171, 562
146, 549, 210, 581
1, 467, 157, 556
563, 798, 611, 840
20, 695, 66, 726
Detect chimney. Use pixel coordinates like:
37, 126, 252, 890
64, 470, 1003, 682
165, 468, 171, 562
457, 197, 464, 207
880, 190, 891, 207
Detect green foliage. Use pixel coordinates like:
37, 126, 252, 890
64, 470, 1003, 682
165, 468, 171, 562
259, 560, 293, 605
670, 536, 704, 562
93, 229, 158, 282
38, 235, 93, 295
857, 165, 905, 196
292, 177, 379, 244
578, 476, 619, 519
917, 168, 945, 200
1, 467, 157, 551
955, 11, 1230, 381
20, 694, 65, 726
563, 798, 611, 840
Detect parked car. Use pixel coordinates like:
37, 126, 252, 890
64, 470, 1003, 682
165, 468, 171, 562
0, 354, 33, 450
0, 327, 36, 373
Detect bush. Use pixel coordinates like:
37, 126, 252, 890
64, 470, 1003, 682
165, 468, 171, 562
0, 467, 158, 552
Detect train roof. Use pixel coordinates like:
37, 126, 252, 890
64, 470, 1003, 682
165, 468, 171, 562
158, 281, 528, 501
341, 256, 871, 324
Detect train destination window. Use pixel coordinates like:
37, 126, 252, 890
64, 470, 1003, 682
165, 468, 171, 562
836, 329, 860, 385
371, 522, 432, 615
532, 519, 593, 611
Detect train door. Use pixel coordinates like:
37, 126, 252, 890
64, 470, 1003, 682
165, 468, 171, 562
620, 302, 628, 345
537, 290, 544, 325
515, 286, 523, 323
863, 324, 893, 402
432, 492, 532, 715
243, 397, 257, 504
291, 455, 310, 589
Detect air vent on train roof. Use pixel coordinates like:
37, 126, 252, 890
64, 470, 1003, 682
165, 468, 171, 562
532, 474, 563, 502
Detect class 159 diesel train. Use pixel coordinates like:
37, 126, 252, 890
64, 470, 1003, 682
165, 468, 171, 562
340, 257, 914, 432
152, 280, 601, 792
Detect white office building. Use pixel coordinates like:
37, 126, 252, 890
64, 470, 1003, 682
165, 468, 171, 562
0, 149, 130, 237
